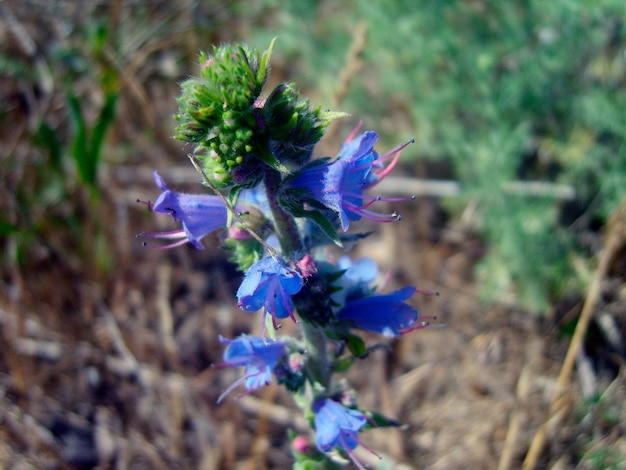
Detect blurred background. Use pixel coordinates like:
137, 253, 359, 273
1, 1, 625, 468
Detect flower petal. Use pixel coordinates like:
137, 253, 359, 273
337, 286, 418, 335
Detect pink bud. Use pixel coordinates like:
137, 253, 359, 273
292, 435, 314, 454
288, 352, 306, 372
228, 226, 252, 241
296, 254, 317, 278
201, 58, 214, 71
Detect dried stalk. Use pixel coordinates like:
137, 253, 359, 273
522, 197, 626, 469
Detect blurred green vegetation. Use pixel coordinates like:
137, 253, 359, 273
1, 15, 121, 276
249, 0, 626, 313
576, 391, 626, 469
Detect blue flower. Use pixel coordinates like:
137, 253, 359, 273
215, 335, 287, 403
312, 398, 369, 470
333, 256, 378, 305
288, 130, 414, 231
336, 286, 419, 337
237, 256, 304, 330
139, 171, 229, 249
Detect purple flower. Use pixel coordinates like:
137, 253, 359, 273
215, 335, 287, 403
336, 286, 420, 337
288, 129, 414, 231
312, 398, 370, 470
139, 171, 229, 249
237, 256, 303, 330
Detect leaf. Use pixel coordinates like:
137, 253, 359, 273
88, 92, 118, 183
333, 355, 355, 373
67, 93, 90, 184
67, 91, 117, 187
344, 333, 367, 357
255, 145, 290, 174
283, 199, 342, 247
365, 410, 402, 428
300, 209, 342, 247
36, 121, 62, 170
0, 220, 19, 235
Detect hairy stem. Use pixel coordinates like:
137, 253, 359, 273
301, 321, 332, 389
263, 168, 304, 257
263, 167, 332, 390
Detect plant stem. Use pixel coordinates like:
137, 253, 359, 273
263, 168, 304, 257
263, 166, 332, 390
301, 321, 332, 389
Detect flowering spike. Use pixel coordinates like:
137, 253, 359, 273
144, 38, 437, 470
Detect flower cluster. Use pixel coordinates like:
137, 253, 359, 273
138, 41, 432, 469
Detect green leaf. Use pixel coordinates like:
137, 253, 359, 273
257, 37, 277, 87
88, 92, 118, 183
344, 333, 367, 357
67, 91, 117, 188
301, 209, 342, 247
68, 93, 90, 184
0, 220, 19, 235
255, 145, 290, 174
36, 121, 62, 170
333, 355, 355, 373
365, 410, 402, 428
283, 199, 342, 247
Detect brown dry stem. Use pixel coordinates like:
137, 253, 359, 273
522, 197, 626, 470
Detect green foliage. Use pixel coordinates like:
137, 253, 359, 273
582, 448, 625, 470
574, 391, 626, 470
68, 91, 118, 188
1, 14, 122, 276
250, 0, 626, 313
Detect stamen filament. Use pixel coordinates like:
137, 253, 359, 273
278, 284, 299, 324
139, 229, 186, 239
372, 139, 414, 180
142, 238, 190, 250
136, 198, 153, 210
342, 201, 401, 223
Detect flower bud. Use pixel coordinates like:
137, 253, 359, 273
263, 83, 347, 168
292, 435, 314, 455
174, 41, 275, 188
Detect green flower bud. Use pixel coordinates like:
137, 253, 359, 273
263, 83, 348, 168
222, 206, 269, 272
174, 40, 275, 187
